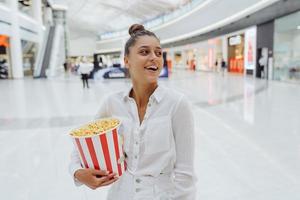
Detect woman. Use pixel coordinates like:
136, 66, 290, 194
69, 24, 196, 199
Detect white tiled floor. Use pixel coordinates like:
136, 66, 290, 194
0, 70, 299, 200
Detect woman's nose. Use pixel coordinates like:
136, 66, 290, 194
149, 51, 157, 60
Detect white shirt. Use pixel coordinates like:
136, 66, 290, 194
78, 62, 93, 74
69, 85, 196, 199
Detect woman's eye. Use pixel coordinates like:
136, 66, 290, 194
155, 51, 162, 57
140, 50, 148, 55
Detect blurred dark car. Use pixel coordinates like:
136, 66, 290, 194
94, 64, 168, 79
94, 65, 129, 79
103, 67, 128, 79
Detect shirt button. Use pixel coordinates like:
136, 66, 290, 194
134, 155, 138, 159
148, 103, 151, 107
136, 178, 141, 183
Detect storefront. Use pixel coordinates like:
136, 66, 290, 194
186, 49, 196, 70
227, 34, 245, 73
197, 38, 223, 72
167, 27, 257, 75
273, 11, 300, 83
225, 26, 257, 76
0, 35, 11, 79
169, 37, 224, 72
172, 51, 185, 70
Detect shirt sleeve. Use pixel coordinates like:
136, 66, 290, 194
68, 147, 83, 186
94, 97, 110, 119
171, 95, 197, 199
68, 98, 109, 186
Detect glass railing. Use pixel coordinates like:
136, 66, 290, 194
99, 0, 206, 40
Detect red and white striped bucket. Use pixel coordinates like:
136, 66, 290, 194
70, 118, 126, 176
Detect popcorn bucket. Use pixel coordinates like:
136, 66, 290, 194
70, 118, 126, 176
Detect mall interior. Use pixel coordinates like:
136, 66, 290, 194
0, 0, 300, 199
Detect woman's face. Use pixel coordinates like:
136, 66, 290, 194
124, 36, 163, 85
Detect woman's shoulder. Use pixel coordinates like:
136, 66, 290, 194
161, 85, 185, 101
102, 89, 127, 102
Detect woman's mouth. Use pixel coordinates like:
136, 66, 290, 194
144, 65, 158, 72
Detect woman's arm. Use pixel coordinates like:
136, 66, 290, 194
68, 98, 117, 189
69, 147, 84, 186
171, 95, 197, 199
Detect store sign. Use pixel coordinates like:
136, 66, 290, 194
229, 35, 241, 46
244, 27, 257, 70
0, 35, 9, 47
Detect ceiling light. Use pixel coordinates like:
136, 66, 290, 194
297, 26, 300, 30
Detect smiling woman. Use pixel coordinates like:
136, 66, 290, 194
124, 24, 163, 87
69, 24, 197, 200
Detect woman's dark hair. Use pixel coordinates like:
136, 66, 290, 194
124, 24, 159, 56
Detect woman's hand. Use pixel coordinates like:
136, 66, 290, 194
74, 168, 118, 190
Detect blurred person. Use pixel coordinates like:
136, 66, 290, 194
215, 59, 218, 72
69, 24, 196, 199
259, 48, 268, 79
63, 61, 68, 72
78, 57, 93, 88
221, 58, 226, 76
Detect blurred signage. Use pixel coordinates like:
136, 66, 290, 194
229, 35, 241, 46
244, 27, 257, 70
0, 35, 9, 47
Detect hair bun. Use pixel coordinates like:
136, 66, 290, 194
128, 24, 145, 36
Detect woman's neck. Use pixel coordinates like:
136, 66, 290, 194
130, 82, 158, 108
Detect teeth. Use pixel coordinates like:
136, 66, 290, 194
145, 65, 158, 70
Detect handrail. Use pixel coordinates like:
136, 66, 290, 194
40, 25, 55, 77
34, 25, 50, 77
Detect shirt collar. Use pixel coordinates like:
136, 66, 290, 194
150, 85, 165, 103
123, 87, 132, 101
123, 85, 165, 103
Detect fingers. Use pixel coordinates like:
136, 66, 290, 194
86, 174, 114, 190
96, 173, 118, 186
96, 173, 114, 183
91, 169, 109, 176
100, 177, 119, 186
78, 169, 119, 190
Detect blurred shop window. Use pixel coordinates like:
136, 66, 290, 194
21, 40, 37, 76
0, 35, 9, 79
228, 34, 245, 74
18, 0, 33, 16
174, 52, 183, 69
0, 56, 9, 79
274, 11, 300, 83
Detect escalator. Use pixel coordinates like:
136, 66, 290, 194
34, 25, 56, 78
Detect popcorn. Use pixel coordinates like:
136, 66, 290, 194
70, 118, 120, 137
70, 118, 126, 176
